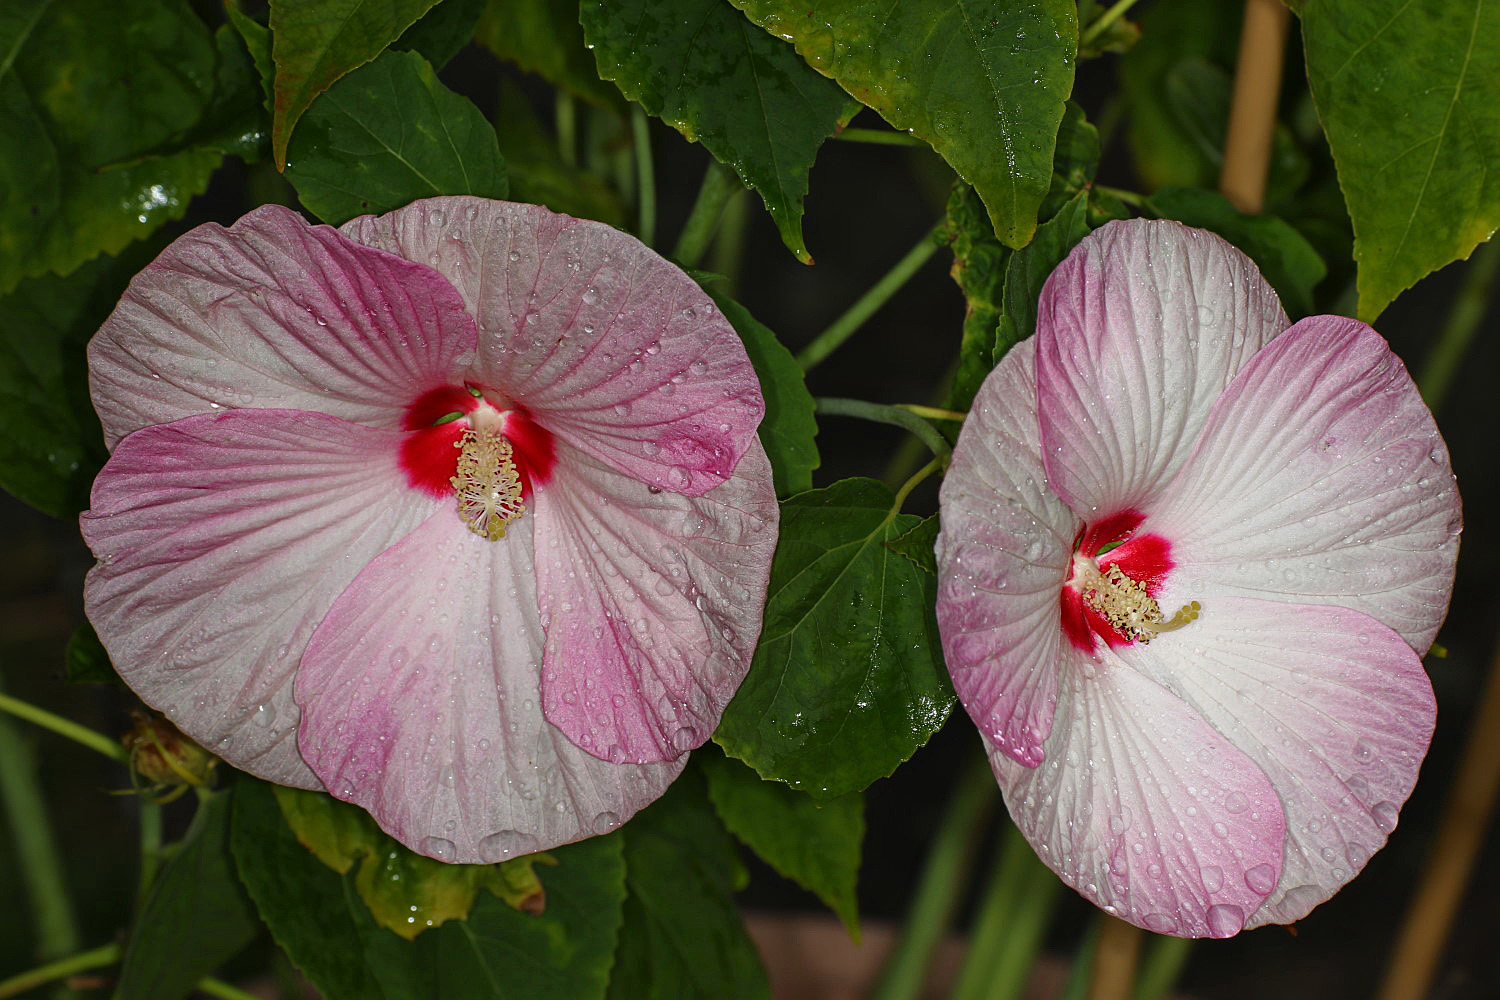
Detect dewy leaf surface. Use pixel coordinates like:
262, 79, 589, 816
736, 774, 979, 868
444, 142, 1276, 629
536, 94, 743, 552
728, 0, 1077, 248
0, 0, 224, 294
232, 779, 626, 1000
580, 0, 860, 263
284, 49, 508, 225
268, 0, 440, 167
715, 478, 953, 798
1302, 0, 1500, 320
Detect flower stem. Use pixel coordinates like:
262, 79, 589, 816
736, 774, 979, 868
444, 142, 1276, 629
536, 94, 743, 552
890, 456, 944, 514
1416, 236, 1500, 413
834, 127, 926, 147
134, 799, 164, 913
707, 186, 751, 295
1080, 0, 1143, 47
868, 755, 998, 1000
632, 106, 657, 247
672, 160, 739, 267
1131, 935, 1193, 1000
797, 222, 945, 371
815, 397, 952, 459
0, 690, 129, 764
0, 943, 119, 1000
1093, 185, 1146, 209
197, 977, 264, 1000
951, 820, 1061, 1000
896, 404, 966, 423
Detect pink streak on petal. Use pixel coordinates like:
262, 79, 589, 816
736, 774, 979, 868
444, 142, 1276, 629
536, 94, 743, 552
296, 509, 682, 863
1035, 219, 1288, 515
89, 205, 479, 448
937, 340, 1079, 768
1145, 315, 1460, 653
994, 654, 1285, 938
534, 440, 778, 763
1115, 598, 1435, 927
342, 197, 764, 497
80, 409, 440, 788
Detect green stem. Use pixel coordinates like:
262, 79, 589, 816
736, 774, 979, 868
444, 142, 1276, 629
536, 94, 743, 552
797, 223, 945, 371
1080, 0, 1144, 47
135, 800, 163, 913
1131, 935, 1193, 1000
196, 978, 263, 1000
897, 404, 966, 423
890, 456, 944, 514
1417, 237, 1500, 413
951, 820, 1062, 1000
868, 756, 999, 1000
632, 107, 656, 247
0, 691, 129, 764
1094, 184, 1146, 209
0, 943, 119, 1000
815, 397, 952, 459
1058, 921, 1104, 1000
555, 92, 577, 168
707, 188, 751, 295
672, 160, 739, 267
834, 128, 927, 147
0, 683, 82, 970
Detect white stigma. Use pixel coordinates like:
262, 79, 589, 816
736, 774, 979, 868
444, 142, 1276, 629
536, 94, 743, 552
451, 429, 526, 541
1075, 558, 1200, 645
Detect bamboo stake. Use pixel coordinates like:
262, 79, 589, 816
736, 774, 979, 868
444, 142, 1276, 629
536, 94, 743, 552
1086, 916, 1144, 1000
1220, 0, 1291, 213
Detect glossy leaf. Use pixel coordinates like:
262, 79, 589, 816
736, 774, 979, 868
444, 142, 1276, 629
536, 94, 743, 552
284, 49, 507, 225
118, 792, 259, 1000
1147, 187, 1328, 318
232, 779, 626, 1000
1302, 0, 1500, 320
0, 0, 223, 295
268, 0, 440, 167
715, 478, 953, 798
944, 182, 1010, 412
474, 0, 624, 110
700, 750, 863, 936
708, 291, 819, 496
580, 0, 860, 263
993, 189, 1092, 365
728, 0, 1077, 248
607, 773, 770, 1000
886, 514, 939, 578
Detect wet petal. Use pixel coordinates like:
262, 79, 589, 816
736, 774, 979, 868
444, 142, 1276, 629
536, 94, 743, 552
995, 654, 1285, 938
1035, 220, 1287, 515
90, 204, 478, 447
342, 197, 764, 496
1146, 316, 1460, 652
1115, 598, 1434, 927
81, 409, 439, 787
296, 510, 682, 863
533, 441, 778, 763
937, 341, 1078, 767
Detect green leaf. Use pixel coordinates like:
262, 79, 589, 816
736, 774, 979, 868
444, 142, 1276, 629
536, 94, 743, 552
700, 750, 863, 937
0, 0, 224, 295
707, 291, 818, 496
0, 248, 154, 516
64, 623, 119, 686
268, 0, 440, 167
1147, 187, 1328, 318
886, 514, 939, 577
494, 81, 629, 227
394, 0, 486, 69
232, 779, 626, 1000
118, 792, 259, 1000
1038, 101, 1102, 222
607, 774, 770, 1000
943, 181, 1010, 412
715, 478, 953, 798
273, 785, 548, 941
474, 0, 624, 110
1302, 0, 1500, 321
284, 48, 507, 225
580, 0, 860, 263
728, 0, 1078, 248
993, 189, 1092, 365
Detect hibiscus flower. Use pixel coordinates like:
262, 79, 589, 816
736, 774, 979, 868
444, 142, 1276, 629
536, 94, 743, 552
935, 219, 1460, 937
82, 197, 778, 863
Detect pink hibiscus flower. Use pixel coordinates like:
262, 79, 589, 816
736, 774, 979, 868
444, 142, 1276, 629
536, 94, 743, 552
82, 197, 778, 863
935, 220, 1460, 937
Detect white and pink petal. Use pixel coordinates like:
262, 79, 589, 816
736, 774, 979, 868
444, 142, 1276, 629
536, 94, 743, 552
81, 409, 441, 788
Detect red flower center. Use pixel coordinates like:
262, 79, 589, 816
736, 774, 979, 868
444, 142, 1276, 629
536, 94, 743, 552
1059, 509, 1188, 652
398, 385, 557, 503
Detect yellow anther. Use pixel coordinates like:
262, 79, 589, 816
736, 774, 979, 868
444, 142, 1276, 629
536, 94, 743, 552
1078, 561, 1200, 645
451, 429, 526, 540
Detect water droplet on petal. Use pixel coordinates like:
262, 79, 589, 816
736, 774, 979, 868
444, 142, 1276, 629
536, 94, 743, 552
1205, 903, 1244, 938
480, 829, 539, 861
1200, 865, 1224, 893
1244, 863, 1277, 895
1224, 791, 1249, 813
670, 726, 697, 751
421, 837, 456, 862
1371, 800, 1399, 833
251, 703, 276, 728
592, 811, 621, 834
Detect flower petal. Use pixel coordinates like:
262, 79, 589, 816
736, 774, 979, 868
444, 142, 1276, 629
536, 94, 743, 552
994, 653, 1285, 938
937, 341, 1078, 767
90, 204, 478, 447
296, 508, 683, 863
534, 440, 778, 764
1114, 598, 1434, 927
80, 409, 440, 787
341, 197, 764, 496
1035, 220, 1288, 515
1145, 316, 1460, 652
